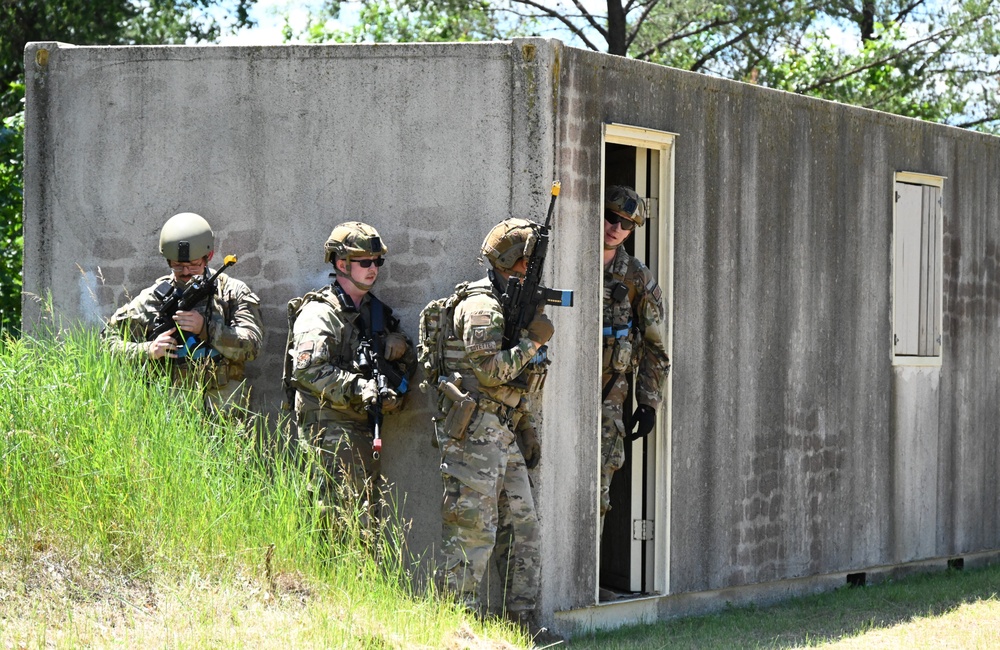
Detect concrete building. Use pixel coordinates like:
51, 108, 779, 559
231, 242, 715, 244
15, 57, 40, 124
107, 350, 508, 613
22, 38, 1000, 635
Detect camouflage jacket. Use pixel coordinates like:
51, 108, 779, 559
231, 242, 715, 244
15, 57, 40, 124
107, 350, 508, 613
289, 283, 416, 423
450, 275, 542, 412
602, 246, 670, 408
102, 272, 263, 386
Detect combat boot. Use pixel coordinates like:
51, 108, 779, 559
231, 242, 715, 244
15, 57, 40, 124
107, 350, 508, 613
505, 609, 565, 647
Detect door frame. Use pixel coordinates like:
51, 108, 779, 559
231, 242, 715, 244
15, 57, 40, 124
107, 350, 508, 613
599, 122, 676, 597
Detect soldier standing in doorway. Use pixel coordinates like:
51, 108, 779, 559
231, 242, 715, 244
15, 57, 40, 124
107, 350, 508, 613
600, 186, 670, 533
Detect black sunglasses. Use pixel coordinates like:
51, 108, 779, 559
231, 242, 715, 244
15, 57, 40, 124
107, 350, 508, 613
604, 210, 636, 231
353, 257, 385, 268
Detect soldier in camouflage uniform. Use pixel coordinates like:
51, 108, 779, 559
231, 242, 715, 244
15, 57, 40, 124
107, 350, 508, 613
601, 186, 670, 532
103, 212, 263, 415
435, 218, 554, 621
286, 222, 415, 518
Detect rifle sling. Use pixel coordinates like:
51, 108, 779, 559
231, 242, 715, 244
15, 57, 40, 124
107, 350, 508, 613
601, 372, 619, 402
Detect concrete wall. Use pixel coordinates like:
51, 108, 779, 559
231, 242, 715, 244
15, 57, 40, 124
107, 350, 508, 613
23, 37, 1000, 632
21, 39, 589, 594
555, 45, 1000, 617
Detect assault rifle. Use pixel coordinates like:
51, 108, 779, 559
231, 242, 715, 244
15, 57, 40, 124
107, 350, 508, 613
356, 338, 388, 459
149, 255, 238, 358
500, 181, 574, 348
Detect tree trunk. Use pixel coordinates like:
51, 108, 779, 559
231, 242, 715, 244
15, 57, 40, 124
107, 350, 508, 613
861, 1, 875, 41
607, 0, 627, 55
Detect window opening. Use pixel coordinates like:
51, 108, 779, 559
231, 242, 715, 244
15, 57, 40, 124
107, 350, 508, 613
893, 173, 944, 364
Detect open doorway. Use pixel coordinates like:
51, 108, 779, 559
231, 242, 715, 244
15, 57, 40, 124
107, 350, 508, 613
598, 124, 675, 602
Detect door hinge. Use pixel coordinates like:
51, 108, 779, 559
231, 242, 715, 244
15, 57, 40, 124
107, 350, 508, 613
632, 519, 654, 541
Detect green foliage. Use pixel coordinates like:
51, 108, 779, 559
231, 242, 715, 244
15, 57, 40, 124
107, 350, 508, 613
0, 84, 23, 338
0, 0, 258, 116
0, 325, 409, 581
286, 0, 521, 44
760, 22, 965, 124
636, 0, 1000, 132
1, 327, 297, 572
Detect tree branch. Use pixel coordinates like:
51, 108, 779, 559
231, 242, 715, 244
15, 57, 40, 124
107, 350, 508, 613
625, 0, 661, 50
509, 0, 604, 48
797, 29, 950, 93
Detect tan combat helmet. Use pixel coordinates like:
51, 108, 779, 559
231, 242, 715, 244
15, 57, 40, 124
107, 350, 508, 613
605, 186, 646, 227
481, 218, 540, 270
324, 221, 388, 264
159, 212, 214, 262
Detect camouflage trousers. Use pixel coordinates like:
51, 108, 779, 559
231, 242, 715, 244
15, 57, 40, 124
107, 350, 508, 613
297, 412, 381, 520
437, 410, 540, 614
203, 379, 251, 419
600, 372, 630, 531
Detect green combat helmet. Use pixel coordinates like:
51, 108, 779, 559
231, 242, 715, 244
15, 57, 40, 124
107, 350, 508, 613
606, 186, 646, 227
481, 218, 540, 270
324, 221, 388, 264
159, 212, 214, 262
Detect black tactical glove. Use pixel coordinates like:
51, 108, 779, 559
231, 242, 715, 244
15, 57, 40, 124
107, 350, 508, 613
516, 423, 541, 469
629, 404, 656, 441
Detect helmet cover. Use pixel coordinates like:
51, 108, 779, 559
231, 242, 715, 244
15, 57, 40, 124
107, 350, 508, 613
481, 218, 539, 270
605, 186, 646, 227
324, 221, 388, 264
159, 212, 214, 262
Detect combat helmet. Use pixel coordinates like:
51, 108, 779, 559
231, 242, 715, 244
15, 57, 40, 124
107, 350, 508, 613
324, 221, 388, 264
605, 186, 646, 227
159, 212, 214, 262
481, 218, 539, 270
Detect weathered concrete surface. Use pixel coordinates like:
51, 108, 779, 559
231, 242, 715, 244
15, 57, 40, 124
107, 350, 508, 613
21, 39, 585, 593
557, 45, 1000, 615
23, 37, 1000, 632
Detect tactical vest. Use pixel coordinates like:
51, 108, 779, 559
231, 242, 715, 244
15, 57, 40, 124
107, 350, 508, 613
417, 280, 493, 392
281, 285, 403, 410
603, 255, 645, 375
151, 273, 243, 389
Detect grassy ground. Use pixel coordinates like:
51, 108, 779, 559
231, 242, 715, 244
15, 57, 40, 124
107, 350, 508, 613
0, 328, 529, 648
567, 565, 1000, 649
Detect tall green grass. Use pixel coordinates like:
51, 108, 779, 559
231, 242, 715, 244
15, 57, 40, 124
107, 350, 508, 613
0, 327, 528, 647
0, 326, 315, 576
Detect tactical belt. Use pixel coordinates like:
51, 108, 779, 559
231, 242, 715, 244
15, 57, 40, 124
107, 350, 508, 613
602, 324, 631, 339
603, 318, 632, 340
473, 394, 521, 430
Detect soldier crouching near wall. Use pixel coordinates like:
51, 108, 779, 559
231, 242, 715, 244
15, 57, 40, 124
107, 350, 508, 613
102, 212, 263, 416
283, 222, 415, 535
433, 218, 554, 628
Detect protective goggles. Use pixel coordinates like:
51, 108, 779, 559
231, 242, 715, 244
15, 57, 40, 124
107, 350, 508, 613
352, 257, 385, 268
604, 210, 636, 231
